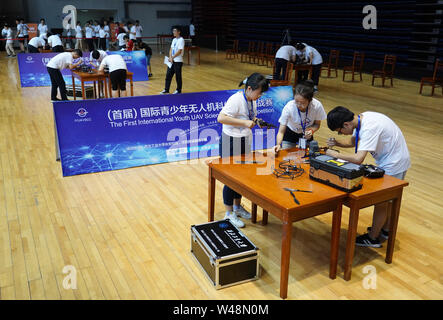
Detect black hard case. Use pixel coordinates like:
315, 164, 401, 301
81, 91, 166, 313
191, 220, 259, 289
309, 154, 365, 192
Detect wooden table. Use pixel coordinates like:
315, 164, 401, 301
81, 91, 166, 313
207, 150, 347, 299
71, 70, 108, 100
185, 46, 200, 65
107, 71, 134, 97
342, 175, 409, 280
293, 64, 312, 87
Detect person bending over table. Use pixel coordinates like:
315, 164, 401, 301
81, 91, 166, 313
273, 40, 296, 80
90, 50, 108, 98
273, 80, 326, 153
46, 49, 83, 101
217, 73, 269, 228
295, 42, 323, 92
326, 106, 411, 248
98, 54, 128, 97
28, 35, 46, 53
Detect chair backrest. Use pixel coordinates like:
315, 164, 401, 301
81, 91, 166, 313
382, 54, 397, 75
233, 39, 239, 52
248, 41, 256, 53
328, 49, 340, 67
265, 42, 273, 55
256, 41, 265, 54
352, 52, 365, 71
432, 59, 443, 80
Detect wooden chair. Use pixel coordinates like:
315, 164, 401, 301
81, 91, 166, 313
419, 59, 443, 96
225, 39, 239, 60
240, 41, 256, 63
321, 49, 340, 77
343, 52, 365, 82
372, 54, 397, 87
270, 62, 294, 86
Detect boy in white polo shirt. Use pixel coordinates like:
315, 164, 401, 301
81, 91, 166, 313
273, 41, 296, 80
160, 26, 185, 94
99, 54, 128, 97
47, 33, 64, 52
326, 106, 411, 248
28, 35, 46, 53
46, 50, 83, 101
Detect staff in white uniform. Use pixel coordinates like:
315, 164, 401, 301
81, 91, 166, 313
295, 42, 323, 92
160, 26, 185, 94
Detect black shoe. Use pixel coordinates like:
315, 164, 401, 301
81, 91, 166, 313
148, 73, 153, 77
51, 97, 61, 101
356, 233, 382, 248
367, 227, 389, 240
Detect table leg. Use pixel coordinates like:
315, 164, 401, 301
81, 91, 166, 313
251, 203, 257, 224
344, 202, 360, 281
108, 76, 112, 98
329, 202, 343, 279
81, 81, 85, 100
208, 167, 215, 222
262, 210, 268, 226
72, 74, 76, 101
280, 219, 292, 299
93, 81, 97, 99
293, 69, 298, 88
130, 77, 134, 96
103, 79, 108, 98
386, 191, 403, 264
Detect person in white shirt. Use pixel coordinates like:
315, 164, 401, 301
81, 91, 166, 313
295, 42, 323, 91
46, 50, 83, 100
28, 35, 46, 53
160, 26, 185, 94
75, 21, 85, 51
116, 29, 127, 50
135, 20, 143, 44
273, 41, 296, 80
99, 54, 128, 97
129, 22, 136, 41
98, 24, 106, 50
93, 21, 100, 49
15, 19, 25, 52
103, 20, 110, 50
3, 24, 16, 57
90, 49, 108, 98
326, 106, 411, 248
85, 22, 94, 51
47, 33, 64, 52
189, 20, 195, 45
216, 73, 270, 228
38, 19, 48, 39
273, 80, 326, 153
20, 18, 30, 49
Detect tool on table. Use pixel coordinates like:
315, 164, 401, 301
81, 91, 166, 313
283, 188, 300, 205
283, 187, 313, 193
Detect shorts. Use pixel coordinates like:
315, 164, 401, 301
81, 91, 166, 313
146, 54, 151, 66
110, 69, 127, 91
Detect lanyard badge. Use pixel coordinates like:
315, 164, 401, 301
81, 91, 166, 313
354, 115, 361, 154
297, 105, 309, 149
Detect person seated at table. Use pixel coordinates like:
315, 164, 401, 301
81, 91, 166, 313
47, 32, 64, 52
217, 73, 269, 228
98, 54, 128, 97
273, 80, 326, 153
46, 49, 83, 101
273, 40, 296, 80
295, 42, 323, 92
28, 35, 46, 53
325, 106, 411, 248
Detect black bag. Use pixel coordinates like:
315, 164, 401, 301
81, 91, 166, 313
362, 164, 385, 178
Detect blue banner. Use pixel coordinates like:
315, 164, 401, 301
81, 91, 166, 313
54, 86, 294, 176
18, 50, 148, 87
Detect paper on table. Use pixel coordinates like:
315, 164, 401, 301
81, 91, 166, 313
164, 56, 172, 68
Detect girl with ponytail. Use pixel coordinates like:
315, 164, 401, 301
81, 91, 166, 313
216, 73, 269, 228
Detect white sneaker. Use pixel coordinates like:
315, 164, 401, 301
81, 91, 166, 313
224, 211, 245, 228
173, 90, 181, 94
234, 205, 251, 219
160, 90, 169, 94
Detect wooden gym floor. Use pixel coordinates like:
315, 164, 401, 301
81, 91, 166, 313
0, 46, 442, 300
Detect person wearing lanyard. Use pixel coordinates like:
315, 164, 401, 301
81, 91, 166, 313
326, 106, 411, 248
273, 80, 326, 153
160, 26, 185, 94
217, 73, 269, 228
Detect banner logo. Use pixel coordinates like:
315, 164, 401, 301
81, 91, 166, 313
76, 108, 88, 118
